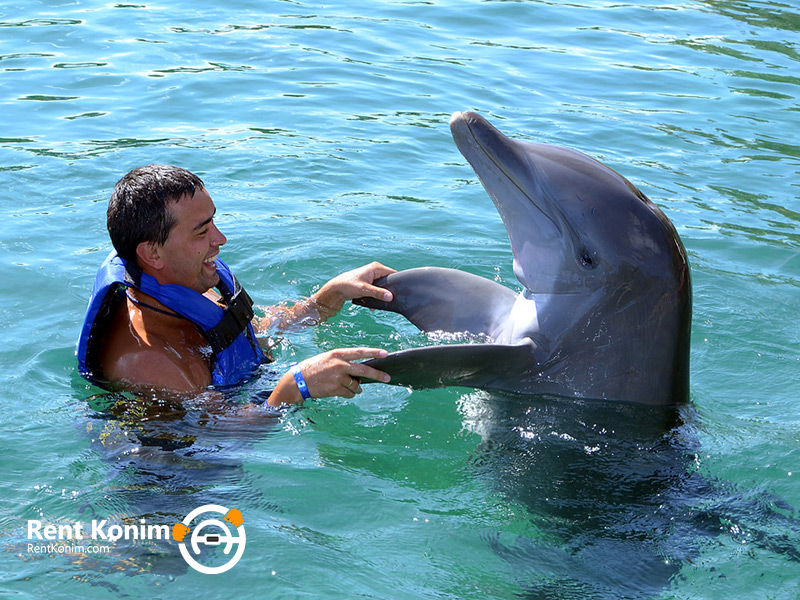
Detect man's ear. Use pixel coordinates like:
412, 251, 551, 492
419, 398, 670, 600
135, 241, 164, 272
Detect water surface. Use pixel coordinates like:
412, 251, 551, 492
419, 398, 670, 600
1, 0, 799, 598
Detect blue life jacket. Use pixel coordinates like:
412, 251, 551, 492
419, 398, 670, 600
77, 251, 265, 389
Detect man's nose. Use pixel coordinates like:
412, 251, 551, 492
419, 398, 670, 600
211, 223, 227, 247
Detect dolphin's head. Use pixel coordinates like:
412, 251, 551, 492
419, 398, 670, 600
450, 111, 689, 299
450, 111, 692, 403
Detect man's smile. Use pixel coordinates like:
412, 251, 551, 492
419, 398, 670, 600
203, 253, 219, 271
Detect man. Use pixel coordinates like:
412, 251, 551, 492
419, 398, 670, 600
77, 164, 393, 406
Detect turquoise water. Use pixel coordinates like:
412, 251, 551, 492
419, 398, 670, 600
2, 0, 799, 597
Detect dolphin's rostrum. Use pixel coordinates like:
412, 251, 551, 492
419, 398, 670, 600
359, 111, 691, 405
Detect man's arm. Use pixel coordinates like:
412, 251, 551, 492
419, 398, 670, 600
254, 262, 396, 333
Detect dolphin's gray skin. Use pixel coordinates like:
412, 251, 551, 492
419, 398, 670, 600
359, 111, 691, 405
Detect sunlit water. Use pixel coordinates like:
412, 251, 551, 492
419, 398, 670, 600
1, 1, 799, 598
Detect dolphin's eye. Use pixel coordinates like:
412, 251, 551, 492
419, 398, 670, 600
580, 251, 595, 268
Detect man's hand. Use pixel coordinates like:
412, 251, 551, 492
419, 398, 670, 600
267, 348, 392, 406
313, 262, 397, 317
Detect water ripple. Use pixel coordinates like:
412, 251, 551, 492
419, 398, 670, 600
1, 0, 799, 597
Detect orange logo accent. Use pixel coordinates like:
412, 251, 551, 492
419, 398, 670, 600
224, 508, 243, 528
172, 523, 190, 542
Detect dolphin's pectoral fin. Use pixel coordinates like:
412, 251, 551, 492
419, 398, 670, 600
356, 268, 533, 391
361, 340, 536, 390
354, 267, 518, 337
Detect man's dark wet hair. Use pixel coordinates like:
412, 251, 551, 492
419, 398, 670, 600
107, 164, 205, 262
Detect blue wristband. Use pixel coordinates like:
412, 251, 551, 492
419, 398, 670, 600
290, 363, 311, 400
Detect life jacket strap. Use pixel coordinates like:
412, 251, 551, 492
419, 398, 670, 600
205, 275, 256, 354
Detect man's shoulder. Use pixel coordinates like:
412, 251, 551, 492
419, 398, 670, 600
102, 338, 194, 393
100, 306, 209, 393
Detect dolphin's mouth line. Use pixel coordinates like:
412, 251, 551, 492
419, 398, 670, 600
460, 114, 575, 246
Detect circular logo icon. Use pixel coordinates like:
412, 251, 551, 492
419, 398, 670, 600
174, 504, 246, 574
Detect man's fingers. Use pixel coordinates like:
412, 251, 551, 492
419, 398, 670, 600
348, 361, 391, 384
340, 376, 363, 396
363, 283, 393, 303
324, 348, 392, 384
330, 347, 389, 361
351, 263, 396, 302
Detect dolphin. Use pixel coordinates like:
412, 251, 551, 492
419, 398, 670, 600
358, 111, 691, 405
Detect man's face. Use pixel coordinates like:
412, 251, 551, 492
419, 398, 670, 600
156, 188, 227, 293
